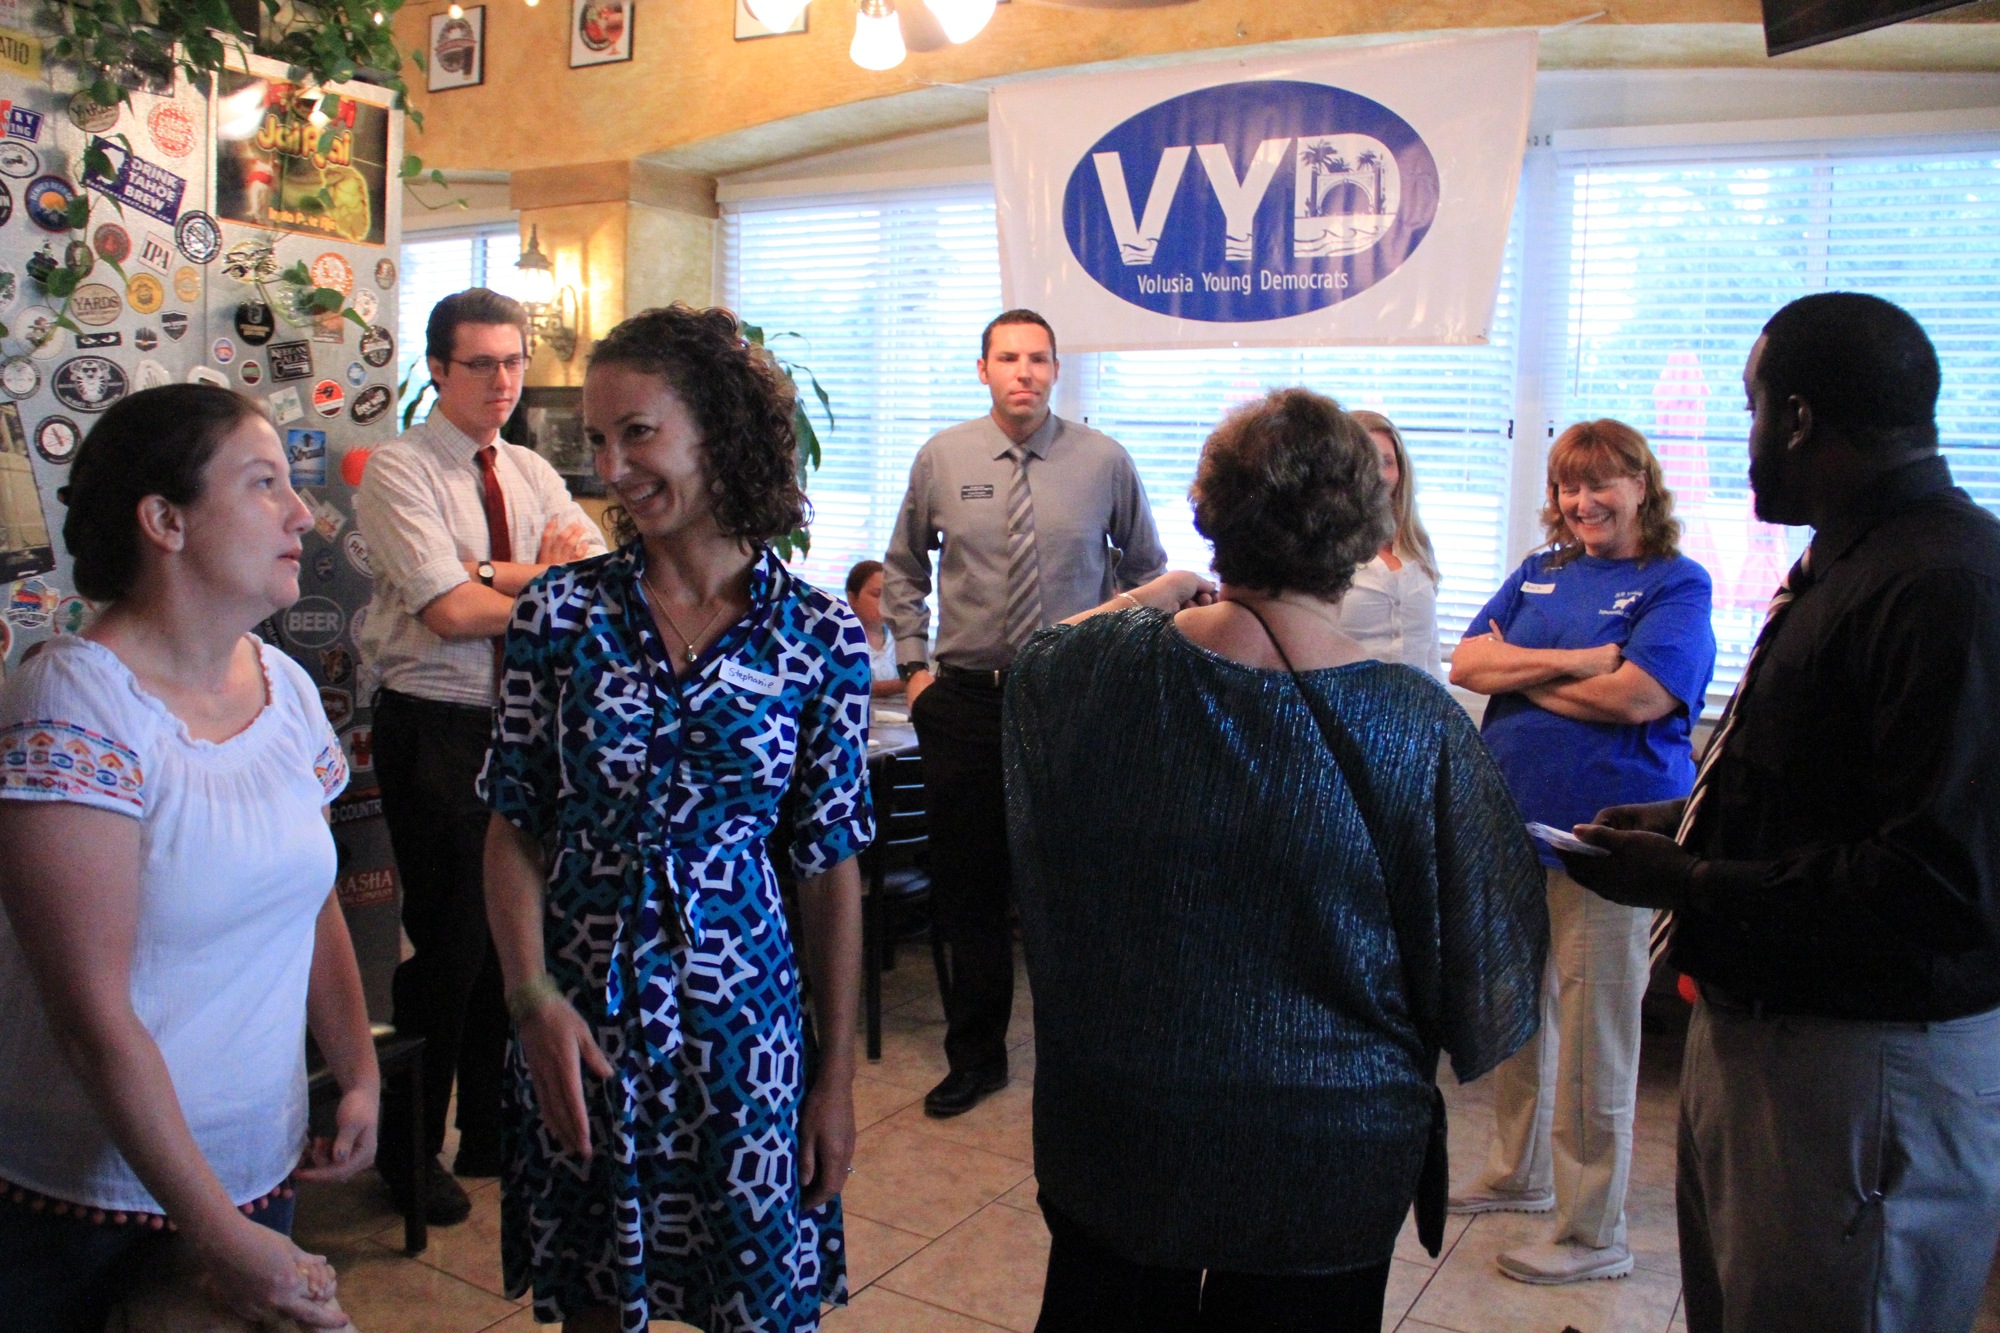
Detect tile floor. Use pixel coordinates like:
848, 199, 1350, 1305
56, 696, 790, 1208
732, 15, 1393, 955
297, 951, 2000, 1332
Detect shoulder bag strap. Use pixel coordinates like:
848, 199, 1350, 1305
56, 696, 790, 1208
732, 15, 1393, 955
1232, 599, 1451, 1258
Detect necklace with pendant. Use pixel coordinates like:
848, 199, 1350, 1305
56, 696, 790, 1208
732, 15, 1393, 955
642, 572, 730, 665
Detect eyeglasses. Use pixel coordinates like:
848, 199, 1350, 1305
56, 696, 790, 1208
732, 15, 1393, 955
449, 355, 529, 379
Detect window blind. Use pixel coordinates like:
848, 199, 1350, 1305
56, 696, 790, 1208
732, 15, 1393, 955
1544, 137, 2000, 704
724, 185, 1524, 651
723, 186, 1003, 593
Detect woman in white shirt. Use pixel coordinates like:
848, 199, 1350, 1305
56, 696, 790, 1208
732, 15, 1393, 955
0, 385, 379, 1331
1333, 411, 1444, 679
846, 559, 905, 699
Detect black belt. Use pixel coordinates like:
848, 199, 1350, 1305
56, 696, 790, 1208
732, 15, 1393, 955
934, 663, 1010, 689
374, 687, 493, 720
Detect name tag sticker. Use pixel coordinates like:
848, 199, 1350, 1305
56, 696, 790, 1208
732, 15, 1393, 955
720, 659, 781, 696
960, 483, 995, 500
1522, 581, 1555, 594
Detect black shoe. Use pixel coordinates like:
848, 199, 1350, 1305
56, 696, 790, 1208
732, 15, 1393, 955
382, 1155, 472, 1226
452, 1140, 503, 1178
924, 1067, 1007, 1118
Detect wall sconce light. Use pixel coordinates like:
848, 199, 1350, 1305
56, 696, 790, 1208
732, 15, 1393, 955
516, 225, 580, 361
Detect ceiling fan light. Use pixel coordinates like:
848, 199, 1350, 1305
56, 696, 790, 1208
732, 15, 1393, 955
849, 0, 906, 69
926, 0, 993, 42
744, 0, 810, 30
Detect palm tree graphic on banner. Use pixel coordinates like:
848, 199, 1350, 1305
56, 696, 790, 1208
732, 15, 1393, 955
1294, 134, 1399, 258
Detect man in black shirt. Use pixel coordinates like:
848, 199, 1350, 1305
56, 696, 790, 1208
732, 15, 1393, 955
1561, 292, 2000, 1333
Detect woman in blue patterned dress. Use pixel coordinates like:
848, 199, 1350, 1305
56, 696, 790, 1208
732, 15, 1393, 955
479, 305, 872, 1332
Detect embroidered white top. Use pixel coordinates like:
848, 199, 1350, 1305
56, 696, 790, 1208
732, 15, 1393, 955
1331, 555, 1445, 680
0, 635, 348, 1211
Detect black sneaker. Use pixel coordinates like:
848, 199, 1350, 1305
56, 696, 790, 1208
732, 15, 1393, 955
923, 1067, 1007, 1118
382, 1154, 472, 1226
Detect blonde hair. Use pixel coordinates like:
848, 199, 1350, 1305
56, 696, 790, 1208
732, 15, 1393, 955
1349, 410, 1439, 585
1538, 419, 1682, 568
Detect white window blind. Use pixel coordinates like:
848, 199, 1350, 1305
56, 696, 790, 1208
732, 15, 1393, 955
1544, 137, 2000, 703
395, 227, 526, 412
723, 186, 1002, 593
1078, 208, 1525, 656
725, 186, 1524, 647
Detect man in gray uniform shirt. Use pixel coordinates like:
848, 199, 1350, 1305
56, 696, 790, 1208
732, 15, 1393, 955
884, 309, 1166, 1117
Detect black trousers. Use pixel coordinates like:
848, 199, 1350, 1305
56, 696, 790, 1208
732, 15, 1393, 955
371, 688, 508, 1165
910, 675, 1015, 1075
1036, 1197, 1391, 1333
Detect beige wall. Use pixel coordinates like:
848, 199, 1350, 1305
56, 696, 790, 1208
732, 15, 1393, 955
395, 0, 2000, 365
396, 0, 2000, 176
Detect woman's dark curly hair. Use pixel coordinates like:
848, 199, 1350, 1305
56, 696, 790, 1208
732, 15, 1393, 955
1192, 388, 1392, 599
60, 384, 268, 603
587, 304, 805, 546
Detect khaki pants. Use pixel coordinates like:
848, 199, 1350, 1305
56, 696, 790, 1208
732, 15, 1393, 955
1679, 997, 2000, 1333
1478, 866, 1651, 1248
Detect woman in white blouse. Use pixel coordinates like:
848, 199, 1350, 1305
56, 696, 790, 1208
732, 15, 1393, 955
0, 386, 378, 1330
1334, 411, 1444, 679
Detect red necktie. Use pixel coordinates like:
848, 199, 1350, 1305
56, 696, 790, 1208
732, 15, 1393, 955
476, 445, 513, 563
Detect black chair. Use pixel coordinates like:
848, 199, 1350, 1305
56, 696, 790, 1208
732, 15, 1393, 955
861, 750, 932, 1061
307, 1025, 427, 1255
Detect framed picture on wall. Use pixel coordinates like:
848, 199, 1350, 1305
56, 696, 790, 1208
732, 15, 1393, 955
428, 6, 486, 91
519, 386, 605, 497
570, 0, 634, 67
734, 0, 807, 39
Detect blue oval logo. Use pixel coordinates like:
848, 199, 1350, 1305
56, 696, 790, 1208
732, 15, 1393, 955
1062, 81, 1440, 323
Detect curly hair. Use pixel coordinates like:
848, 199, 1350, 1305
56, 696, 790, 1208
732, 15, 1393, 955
1538, 419, 1682, 568
1192, 388, 1391, 599
1348, 409, 1439, 585
60, 385, 268, 602
587, 304, 805, 546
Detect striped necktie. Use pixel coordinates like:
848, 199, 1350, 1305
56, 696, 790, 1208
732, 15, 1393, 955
1649, 548, 1814, 966
1003, 442, 1044, 655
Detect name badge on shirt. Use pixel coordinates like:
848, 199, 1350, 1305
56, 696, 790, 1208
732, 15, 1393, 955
960, 483, 995, 500
1522, 581, 1555, 594
719, 659, 782, 696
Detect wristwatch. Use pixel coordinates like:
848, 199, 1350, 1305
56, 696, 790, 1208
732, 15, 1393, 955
477, 561, 497, 588
897, 661, 927, 682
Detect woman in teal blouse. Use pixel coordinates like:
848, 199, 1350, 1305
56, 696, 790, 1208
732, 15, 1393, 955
1004, 387, 1547, 1333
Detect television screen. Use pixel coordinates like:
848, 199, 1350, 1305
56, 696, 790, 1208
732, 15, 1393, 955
1762, 0, 1981, 55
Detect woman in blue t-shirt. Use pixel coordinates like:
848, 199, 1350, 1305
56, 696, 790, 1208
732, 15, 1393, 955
1447, 419, 1716, 1287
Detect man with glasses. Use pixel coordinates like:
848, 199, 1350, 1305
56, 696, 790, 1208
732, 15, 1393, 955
355, 288, 602, 1224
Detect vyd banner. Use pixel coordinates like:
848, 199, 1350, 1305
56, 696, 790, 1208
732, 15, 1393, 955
990, 32, 1536, 351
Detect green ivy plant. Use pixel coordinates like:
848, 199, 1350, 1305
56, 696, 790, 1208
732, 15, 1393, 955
742, 321, 834, 562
